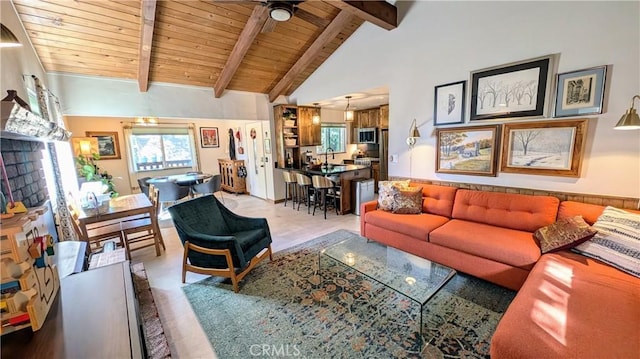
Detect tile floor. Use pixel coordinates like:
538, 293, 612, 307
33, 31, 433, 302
131, 193, 361, 358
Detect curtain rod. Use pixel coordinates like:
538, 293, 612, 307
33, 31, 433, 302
121, 121, 195, 129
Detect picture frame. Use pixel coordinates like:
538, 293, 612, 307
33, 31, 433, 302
436, 124, 501, 177
85, 131, 121, 160
500, 119, 588, 177
434, 80, 466, 126
554, 66, 606, 117
200, 127, 220, 148
470, 54, 557, 121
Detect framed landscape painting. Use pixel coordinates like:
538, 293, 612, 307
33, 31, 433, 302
500, 119, 588, 177
470, 54, 557, 121
86, 131, 120, 160
554, 66, 606, 117
200, 127, 219, 148
436, 125, 501, 176
434, 80, 466, 126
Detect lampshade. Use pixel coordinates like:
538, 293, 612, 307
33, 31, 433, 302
344, 96, 354, 122
614, 95, 640, 130
406, 119, 420, 147
1, 24, 22, 48
269, 2, 293, 21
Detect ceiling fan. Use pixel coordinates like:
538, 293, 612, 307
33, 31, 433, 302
214, 0, 329, 32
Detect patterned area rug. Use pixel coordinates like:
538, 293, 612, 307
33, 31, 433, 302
131, 263, 172, 358
182, 230, 515, 358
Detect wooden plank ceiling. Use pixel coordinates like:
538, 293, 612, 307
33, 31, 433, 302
12, 0, 397, 101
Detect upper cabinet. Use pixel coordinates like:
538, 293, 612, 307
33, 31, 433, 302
297, 106, 321, 146
379, 104, 389, 129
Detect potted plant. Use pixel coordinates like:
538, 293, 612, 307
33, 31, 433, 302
75, 153, 118, 198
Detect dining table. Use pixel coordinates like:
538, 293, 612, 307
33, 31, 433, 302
147, 173, 213, 197
75, 193, 162, 255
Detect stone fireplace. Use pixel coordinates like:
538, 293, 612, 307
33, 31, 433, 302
0, 137, 48, 208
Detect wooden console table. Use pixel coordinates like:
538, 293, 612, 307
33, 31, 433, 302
1, 261, 144, 358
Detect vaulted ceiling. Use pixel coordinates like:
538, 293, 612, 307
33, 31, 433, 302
11, 0, 397, 102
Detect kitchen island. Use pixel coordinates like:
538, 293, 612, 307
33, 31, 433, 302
299, 164, 371, 215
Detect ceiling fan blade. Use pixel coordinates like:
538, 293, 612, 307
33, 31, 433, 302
261, 17, 277, 33
294, 8, 329, 28
211, 0, 259, 4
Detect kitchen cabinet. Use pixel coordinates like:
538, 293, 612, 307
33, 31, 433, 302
379, 104, 389, 129
274, 105, 300, 169
297, 106, 321, 146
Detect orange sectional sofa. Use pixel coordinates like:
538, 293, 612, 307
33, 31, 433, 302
360, 185, 639, 358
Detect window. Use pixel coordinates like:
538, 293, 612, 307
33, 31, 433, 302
318, 124, 346, 154
128, 127, 195, 172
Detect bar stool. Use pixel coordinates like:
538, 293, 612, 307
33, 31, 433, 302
295, 173, 313, 213
282, 171, 297, 209
311, 175, 339, 219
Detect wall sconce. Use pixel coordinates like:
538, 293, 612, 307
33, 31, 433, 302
312, 103, 320, 124
614, 95, 640, 130
135, 116, 158, 126
406, 119, 421, 147
0, 24, 22, 48
344, 96, 354, 122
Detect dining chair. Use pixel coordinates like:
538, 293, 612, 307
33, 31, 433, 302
137, 177, 152, 197
151, 180, 190, 212
311, 175, 340, 219
191, 174, 224, 203
68, 204, 124, 254
121, 187, 164, 258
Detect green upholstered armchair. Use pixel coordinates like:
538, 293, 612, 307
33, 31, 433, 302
168, 195, 272, 292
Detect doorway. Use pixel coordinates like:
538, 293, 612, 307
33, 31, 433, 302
244, 121, 268, 199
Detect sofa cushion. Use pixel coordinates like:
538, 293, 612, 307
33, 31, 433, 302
557, 201, 606, 225
491, 251, 640, 359
364, 210, 449, 241
414, 184, 457, 218
572, 206, 640, 278
377, 180, 410, 211
451, 189, 559, 232
429, 219, 540, 270
534, 216, 597, 253
392, 186, 423, 214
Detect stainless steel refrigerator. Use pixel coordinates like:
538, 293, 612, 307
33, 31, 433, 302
379, 129, 388, 181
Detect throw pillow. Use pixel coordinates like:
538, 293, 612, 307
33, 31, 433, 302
572, 206, 640, 278
534, 216, 597, 254
392, 186, 423, 214
378, 180, 411, 211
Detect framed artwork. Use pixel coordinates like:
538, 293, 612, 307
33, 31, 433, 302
434, 80, 466, 126
470, 54, 557, 121
554, 66, 606, 117
200, 127, 219, 148
500, 119, 588, 177
436, 124, 501, 176
86, 131, 121, 160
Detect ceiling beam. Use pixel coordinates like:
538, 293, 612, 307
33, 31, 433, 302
137, 0, 157, 92
214, 5, 269, 98
268, 10, 354, 103
333, 1, 397, 31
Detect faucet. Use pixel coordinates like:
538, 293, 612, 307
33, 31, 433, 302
323, 147, 335, 168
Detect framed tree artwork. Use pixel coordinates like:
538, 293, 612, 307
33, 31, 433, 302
500, 119, 588, 177
435, 124, 501, 176
86, 131, 121, 160
470, 54, 557, 121
200, 127, 220, 148
434, 80, 466, 126
554, 66, 607, 117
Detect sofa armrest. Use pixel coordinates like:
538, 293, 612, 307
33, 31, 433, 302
360, 200, 378, 236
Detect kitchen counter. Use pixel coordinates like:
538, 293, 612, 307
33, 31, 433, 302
297, 164, 371, 215
302, 164, 369, 176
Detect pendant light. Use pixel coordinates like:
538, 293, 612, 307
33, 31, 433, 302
344, 96, 354, 122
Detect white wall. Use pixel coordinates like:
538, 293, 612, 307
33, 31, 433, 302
291, 1, 640, 199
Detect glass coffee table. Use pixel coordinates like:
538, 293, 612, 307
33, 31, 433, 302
320, 236, 456, 344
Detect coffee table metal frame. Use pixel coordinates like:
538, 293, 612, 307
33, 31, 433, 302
319, 236, 456, 345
